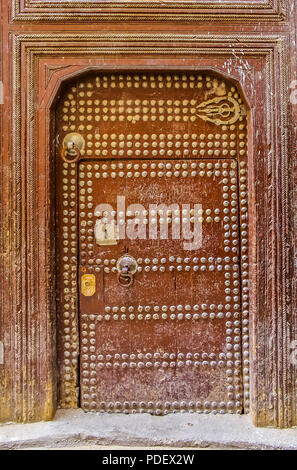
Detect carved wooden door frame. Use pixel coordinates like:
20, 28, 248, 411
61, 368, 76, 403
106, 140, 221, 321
0, 2, 296, 428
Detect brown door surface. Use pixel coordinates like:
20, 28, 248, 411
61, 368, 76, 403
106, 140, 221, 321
55, 71, 246, 415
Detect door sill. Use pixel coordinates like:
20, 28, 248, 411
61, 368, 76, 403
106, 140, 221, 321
0, 409, 297, 450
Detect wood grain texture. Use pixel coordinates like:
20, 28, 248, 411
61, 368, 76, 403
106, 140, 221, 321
0, 0, 295, 427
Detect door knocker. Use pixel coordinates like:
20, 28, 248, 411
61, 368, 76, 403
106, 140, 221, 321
116, 255, 138, 287
61, 133, 85, 163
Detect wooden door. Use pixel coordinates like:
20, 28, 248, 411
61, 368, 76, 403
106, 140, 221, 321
55, 71, 247, 414
1, 0, 295, 428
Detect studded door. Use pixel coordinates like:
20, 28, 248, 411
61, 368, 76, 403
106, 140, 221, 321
55, 72, 249, 415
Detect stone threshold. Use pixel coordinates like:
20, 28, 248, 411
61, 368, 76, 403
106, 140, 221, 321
0, 409, 297, 450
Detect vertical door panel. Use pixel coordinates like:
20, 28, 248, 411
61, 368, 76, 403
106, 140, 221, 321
78, 158, 241, 414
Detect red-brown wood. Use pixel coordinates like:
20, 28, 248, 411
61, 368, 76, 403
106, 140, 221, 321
0, 0, 296, 427
55, 71, 247, 415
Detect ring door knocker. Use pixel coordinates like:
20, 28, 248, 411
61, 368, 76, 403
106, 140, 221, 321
61, 132, 85, 163
116, 255, 138, 287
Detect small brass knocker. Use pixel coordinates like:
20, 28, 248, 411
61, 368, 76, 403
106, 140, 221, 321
61, 142, 80, 163
61, 133, 85, 163
116, 255, 138, 288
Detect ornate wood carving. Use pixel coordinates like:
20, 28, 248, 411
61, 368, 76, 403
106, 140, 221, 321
0, 0, 296, 428
11, 0, 288, 22
45, 64, 72, 87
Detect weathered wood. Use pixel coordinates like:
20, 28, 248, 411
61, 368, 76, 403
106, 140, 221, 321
54, 71, 247, 414
0, 0, 295, 427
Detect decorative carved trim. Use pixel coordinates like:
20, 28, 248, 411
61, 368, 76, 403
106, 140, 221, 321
11, 0, 287, 22
45, 64, 72, 87
5, 32, 294, 428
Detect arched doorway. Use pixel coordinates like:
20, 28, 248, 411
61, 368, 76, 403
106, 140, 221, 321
54, 71, 249, 415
